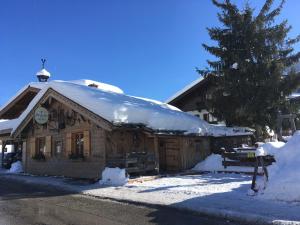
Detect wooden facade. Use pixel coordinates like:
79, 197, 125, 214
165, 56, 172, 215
158, 135, 211, 171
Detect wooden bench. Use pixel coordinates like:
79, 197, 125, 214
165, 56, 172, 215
106, 152, 157, 174
222, 148, 275, 168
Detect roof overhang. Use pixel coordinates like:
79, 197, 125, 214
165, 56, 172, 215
0, 86, 40, 120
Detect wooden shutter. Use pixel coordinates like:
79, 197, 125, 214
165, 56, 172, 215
45, 136, 52, 157
29, 137, 36, 157
65, 133, 72, 157
83, 130, 91, 157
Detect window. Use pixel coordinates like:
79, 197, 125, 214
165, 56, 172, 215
32, 137, 46, 161
72, 132, 84, 158
37, 137, 46, 154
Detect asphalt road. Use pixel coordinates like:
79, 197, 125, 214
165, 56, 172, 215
0, 175, 249, 225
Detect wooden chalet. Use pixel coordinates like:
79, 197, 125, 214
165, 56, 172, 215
0, 66, 253, 179
0, 78, 222, 179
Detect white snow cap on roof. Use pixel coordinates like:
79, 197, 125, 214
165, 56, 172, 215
0, 80, 252, 137
166, 76, 204, 103
69, 79, 124, 94
0, 119, 19, 133
36, 68, 51, 77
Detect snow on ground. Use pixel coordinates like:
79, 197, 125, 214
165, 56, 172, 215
99, 167, 128, 186
192, 154, 256, 173
260, 141, 285, 156
1, 171, 300, 224
260, 131, 300, 202
7, 161, 23, 173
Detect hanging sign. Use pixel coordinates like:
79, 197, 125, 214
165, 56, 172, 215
34, 107, 49, 124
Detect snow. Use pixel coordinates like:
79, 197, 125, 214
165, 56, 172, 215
0, 119, 19, 133
2, 171, 300, 224
192, 154, 256, 173
165, 76, 204, 103
289, 92, 300, 99
255, 146, 267, 156
260, 141, 285, 156
260, 131, 300, 202
7, 161, 23, 173
36, 68, 51, 77
69, 79, 124, 94
231, 62, 238, 69
0, 80, 252, 137
99, 167, 128, 186
0, 144, 14, 153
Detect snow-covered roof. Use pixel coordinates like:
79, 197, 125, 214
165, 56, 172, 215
166, 76, 204, 103
0, 79, 123, 113
288, 91, 300, 99
0, 119, 19, 134
0, 80, 252, 137
69, 79, 124, 94
36, 68, 51, 77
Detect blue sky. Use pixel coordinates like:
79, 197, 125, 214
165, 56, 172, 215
0, 0, 299, 106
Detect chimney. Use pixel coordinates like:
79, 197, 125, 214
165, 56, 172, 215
36, 59, 51, 82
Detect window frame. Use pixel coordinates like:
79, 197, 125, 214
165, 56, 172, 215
36, 137, 46, 155
71, 132, 84, 158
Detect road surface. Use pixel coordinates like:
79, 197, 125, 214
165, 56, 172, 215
0, 175, 250, 225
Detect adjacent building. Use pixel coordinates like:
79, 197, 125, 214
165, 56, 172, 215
166, 74, 220, 123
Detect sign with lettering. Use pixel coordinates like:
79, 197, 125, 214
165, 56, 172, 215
34, 107, 49, 124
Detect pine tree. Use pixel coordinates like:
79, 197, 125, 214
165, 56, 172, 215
201, 0, 300, 135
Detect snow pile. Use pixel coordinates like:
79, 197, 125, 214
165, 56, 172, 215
192, 154, 255, 173
99, 167, 128, 186
7, 161, 23, 173
255, 146, 267, 157
193, 154, 224, 172
261, 131, 300, 201
260, 141, 285, 156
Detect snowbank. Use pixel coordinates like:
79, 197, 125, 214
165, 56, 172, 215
192, 154, 255, 173
261, 131, 300, 201
99, 167, 128, 186
7, 161, 23, 173
260, 141, 285, 156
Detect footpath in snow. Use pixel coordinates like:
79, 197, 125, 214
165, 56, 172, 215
1, 170, 300, 225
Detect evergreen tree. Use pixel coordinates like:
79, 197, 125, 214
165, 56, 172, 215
201, 0, 300, 134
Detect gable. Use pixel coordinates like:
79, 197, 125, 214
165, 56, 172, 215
0, 86, 40, 120
13, 88, 113, 138
168, 75, 216, 108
